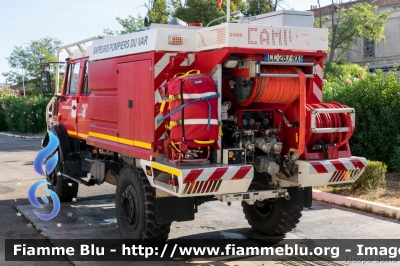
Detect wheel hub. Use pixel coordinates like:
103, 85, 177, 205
120, 185, 139, 231
253, 200, 274, 217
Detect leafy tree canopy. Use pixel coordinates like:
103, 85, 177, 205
103, 0, 168, 35
2, 37, 61, 89
325, 2, 389, 62
104, 15, 146, 35
171, 0, 246, 26
103, 0, 291, 34
144, 0, 169, 26
245, 0, 272, 17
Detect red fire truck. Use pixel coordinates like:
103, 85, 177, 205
40, 11, 366, 240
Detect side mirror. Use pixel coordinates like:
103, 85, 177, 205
40, 71, 51, 93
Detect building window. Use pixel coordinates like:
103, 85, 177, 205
364, 40, 375, 58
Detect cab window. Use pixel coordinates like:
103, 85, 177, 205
82, 60, 90, 94
67, 62, 80, 95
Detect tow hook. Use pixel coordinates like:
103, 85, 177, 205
279, 189, 290, 200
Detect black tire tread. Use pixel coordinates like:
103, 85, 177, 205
242, 187, 304, 236
242, 202, 302, 235
139, 170, 170, 239
58, 179, 78, 202
118, 166, 170, 240
47, 162, 78, 202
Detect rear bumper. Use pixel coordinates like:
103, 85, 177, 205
294, 156, 367, 187
141, 160, 253, 197
141, 156, 367, 197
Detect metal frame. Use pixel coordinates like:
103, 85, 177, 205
310, 108, 355, 133
215, 189, 289, 204
251, 61, 316, 78
55, 36, 108, 95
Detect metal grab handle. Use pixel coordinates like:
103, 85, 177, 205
310, 108, 355, 133
251, 61, 316, 78
258, 61, 315, 67
258, 73, 315, 78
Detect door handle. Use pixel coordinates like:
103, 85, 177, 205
72, 105, 77, 110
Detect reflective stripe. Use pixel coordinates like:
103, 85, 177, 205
89, 131, 151, 149
309, 158, 367, 174
194, 140, 215, 144
178, 119, 219, 125
151, 162, 181, 177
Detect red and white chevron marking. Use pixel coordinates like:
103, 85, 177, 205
309, 157, 366, 174
183, 165, 253, 184
307, 60, 323, 104
313, 62, 323, 101
154, 53, 195, 141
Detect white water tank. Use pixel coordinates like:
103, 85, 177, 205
238, 10, 314, 28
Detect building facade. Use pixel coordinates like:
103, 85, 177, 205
312, 0, 400, 72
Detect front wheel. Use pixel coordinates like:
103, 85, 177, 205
47, 160, 78, 202
242, 187, 303, 235
116, 165, 170, 240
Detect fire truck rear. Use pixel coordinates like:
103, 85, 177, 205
40, 11, 367, 240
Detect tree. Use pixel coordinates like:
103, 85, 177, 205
172, 0, 245, 26
103, 15, 145, 35
245, 0, 272, 17
325, 2, 389, 62
2, 37, 61, 90
143, 0, 169, 26
103, 0, 167, 35
269, 0, 287, 12
172, 0, 224, 25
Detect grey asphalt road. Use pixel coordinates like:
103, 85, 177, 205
0, 134, 115, 266
1, 134, 400, 266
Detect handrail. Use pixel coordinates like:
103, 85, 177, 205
251, 60, 316, 78
310, 108, 355, 133
55, 35, 109, 95
257, 73, 315, 78
258, 61, 315, 66
45, 96, 57, 129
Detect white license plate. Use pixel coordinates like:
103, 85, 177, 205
265, 54, 303, 62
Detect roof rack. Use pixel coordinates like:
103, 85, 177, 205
55, 35, 110, 93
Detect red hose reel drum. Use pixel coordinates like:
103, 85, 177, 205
236, 66, 302, 106
285, 101, 355, 148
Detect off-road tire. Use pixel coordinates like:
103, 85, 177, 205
47, 160, 78, 202
116, 165, 170, 240
242, 187, 303, 235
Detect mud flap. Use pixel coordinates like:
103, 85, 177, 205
156, 197, 195, 224
303, 186, 312, 208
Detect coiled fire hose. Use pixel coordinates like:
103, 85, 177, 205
235, 66, 354, 154
236, 66, 307, 155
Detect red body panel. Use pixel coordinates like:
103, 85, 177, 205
85, 54, 156, 159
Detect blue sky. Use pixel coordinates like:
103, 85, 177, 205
0, 0, 337, 84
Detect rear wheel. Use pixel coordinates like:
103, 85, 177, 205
47, 159, 78, 202
242, 187, 303, 235
116, 165, 170, 240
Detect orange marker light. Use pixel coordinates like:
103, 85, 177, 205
168, 35, 185, 45
343, 170, 350, 181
